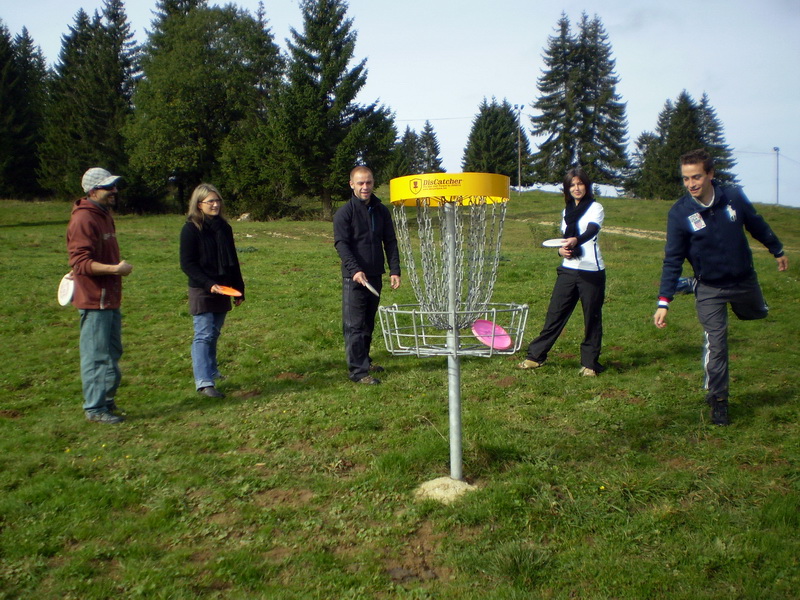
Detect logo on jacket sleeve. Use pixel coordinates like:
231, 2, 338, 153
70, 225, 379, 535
688, 212, 706, 231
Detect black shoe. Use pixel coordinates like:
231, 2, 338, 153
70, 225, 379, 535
355, 375, 381, 385
706, 396, 730, 426
199, 386, 225, 398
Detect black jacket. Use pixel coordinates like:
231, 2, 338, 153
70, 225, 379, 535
180, 218, 245, 295
658, 183, 784, 299
333, 194, 401, 278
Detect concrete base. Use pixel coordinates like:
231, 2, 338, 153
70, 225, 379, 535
414, 476, 476, 505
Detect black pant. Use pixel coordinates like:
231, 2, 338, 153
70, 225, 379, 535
526, 267, 606, 371
342, 276, 382, 380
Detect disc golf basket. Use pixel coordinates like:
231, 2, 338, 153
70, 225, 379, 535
379, 173, 528, 482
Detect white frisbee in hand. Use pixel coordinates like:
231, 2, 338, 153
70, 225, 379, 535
541, 238, 568, 248
57, 273, 74, 306
364, 281, 380, 297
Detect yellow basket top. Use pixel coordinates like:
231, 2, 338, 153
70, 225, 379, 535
389, 172, 510, 206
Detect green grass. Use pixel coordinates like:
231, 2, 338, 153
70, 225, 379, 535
0, 193, 798, 599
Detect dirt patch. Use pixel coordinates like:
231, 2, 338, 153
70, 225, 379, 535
488, 374, 517, 388
252, 487, 315, 508
0, 409, 21, 419
276, 372, 304, 381
383, 520, 452, 586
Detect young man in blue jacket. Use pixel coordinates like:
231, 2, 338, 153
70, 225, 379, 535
333, 166, 401, 384
654, 149, 788, 425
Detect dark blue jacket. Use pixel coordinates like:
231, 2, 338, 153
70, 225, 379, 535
333, 194, 401, 278
659, 183, 784, 299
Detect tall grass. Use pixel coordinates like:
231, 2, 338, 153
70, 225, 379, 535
0, 193, 798, 599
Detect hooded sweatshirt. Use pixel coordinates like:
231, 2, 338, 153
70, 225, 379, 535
66, 198, 122, 310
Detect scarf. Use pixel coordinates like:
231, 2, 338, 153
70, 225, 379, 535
202, 216, 238, 277
563, 196, 594, 257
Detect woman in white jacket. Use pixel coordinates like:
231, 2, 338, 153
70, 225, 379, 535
519, 167, 606, 376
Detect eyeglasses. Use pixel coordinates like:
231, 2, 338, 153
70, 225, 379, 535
200, 199, 222, 205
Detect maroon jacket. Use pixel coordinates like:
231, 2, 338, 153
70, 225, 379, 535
66, 198, 122, 309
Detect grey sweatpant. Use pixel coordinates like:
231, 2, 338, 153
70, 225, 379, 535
694, 273, 768, 400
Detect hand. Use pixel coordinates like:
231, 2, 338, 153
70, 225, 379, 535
654, 308, 668, 329
390, 275, 401, 290
777, 255, 788, 271
353, 271, 367, 285
116, 260, 133, 276
234, 297, 244, 307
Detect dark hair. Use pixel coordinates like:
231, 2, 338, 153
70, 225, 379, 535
563, 167, 593, 207
680, 148, 714, 174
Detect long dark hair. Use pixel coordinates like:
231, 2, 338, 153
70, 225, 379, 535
562, 167, 593, 209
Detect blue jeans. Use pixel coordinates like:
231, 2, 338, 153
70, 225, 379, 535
79, 309, 122, 414
192, 312, 227, 390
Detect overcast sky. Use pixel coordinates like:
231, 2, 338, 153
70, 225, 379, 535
3, 0, 799, 207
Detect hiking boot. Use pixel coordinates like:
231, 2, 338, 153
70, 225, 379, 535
579, 367, 597, 377
518, 359, 543, 370
86, 411, 124, 424
369, 364, 385, 373
356, 375, 381, 385
706, 397, 730, 426
198, 386, 225, 398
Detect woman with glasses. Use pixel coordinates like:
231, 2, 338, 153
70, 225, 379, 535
180, 183, 245, 397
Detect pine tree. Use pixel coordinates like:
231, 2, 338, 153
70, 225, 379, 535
7, 28, 48, 197
698, 93, 737, 184
530, 13, 575, 183
531, 13, 628, 186
126, 2, 281, 202
418, 120, 444, 173
571, 14, 628, 185
0, 21, 21, 196
269, 0, 394, 218
385, 126, 420, 180
625, 91, 737, 199
38, 3, 137, 198
462, 98, 531, 182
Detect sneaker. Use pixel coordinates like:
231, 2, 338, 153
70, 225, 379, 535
675, 277, 697, 295
198, 386, 225, 398
86, 411, 124, 424
518, 359, 543, 370
706, 396, 730, 426
579, 367, 597, 377
369, 364, 385, 373
356, 375, 381, 385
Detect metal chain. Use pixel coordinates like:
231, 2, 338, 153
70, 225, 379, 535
393, 197, 507, 330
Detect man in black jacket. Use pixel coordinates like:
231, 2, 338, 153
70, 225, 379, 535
333, 166, 401, 384
654, 149, 788, 425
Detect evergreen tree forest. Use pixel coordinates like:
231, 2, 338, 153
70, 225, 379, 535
625, 91, 737, 200
0, 5, 740, 217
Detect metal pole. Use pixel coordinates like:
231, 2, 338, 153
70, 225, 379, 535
444, 203, 463, 481
773, 147, 780, 205
515, 105, 522, 196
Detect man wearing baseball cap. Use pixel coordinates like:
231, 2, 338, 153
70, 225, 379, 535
66, 168, 134, 424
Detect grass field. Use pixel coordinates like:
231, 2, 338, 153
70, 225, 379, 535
0, 190, 798, 599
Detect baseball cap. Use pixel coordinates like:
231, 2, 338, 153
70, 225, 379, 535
82, 167, 122, 193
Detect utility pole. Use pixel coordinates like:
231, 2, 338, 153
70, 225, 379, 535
773, 147, 780, 204
514, 104, 523, 196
